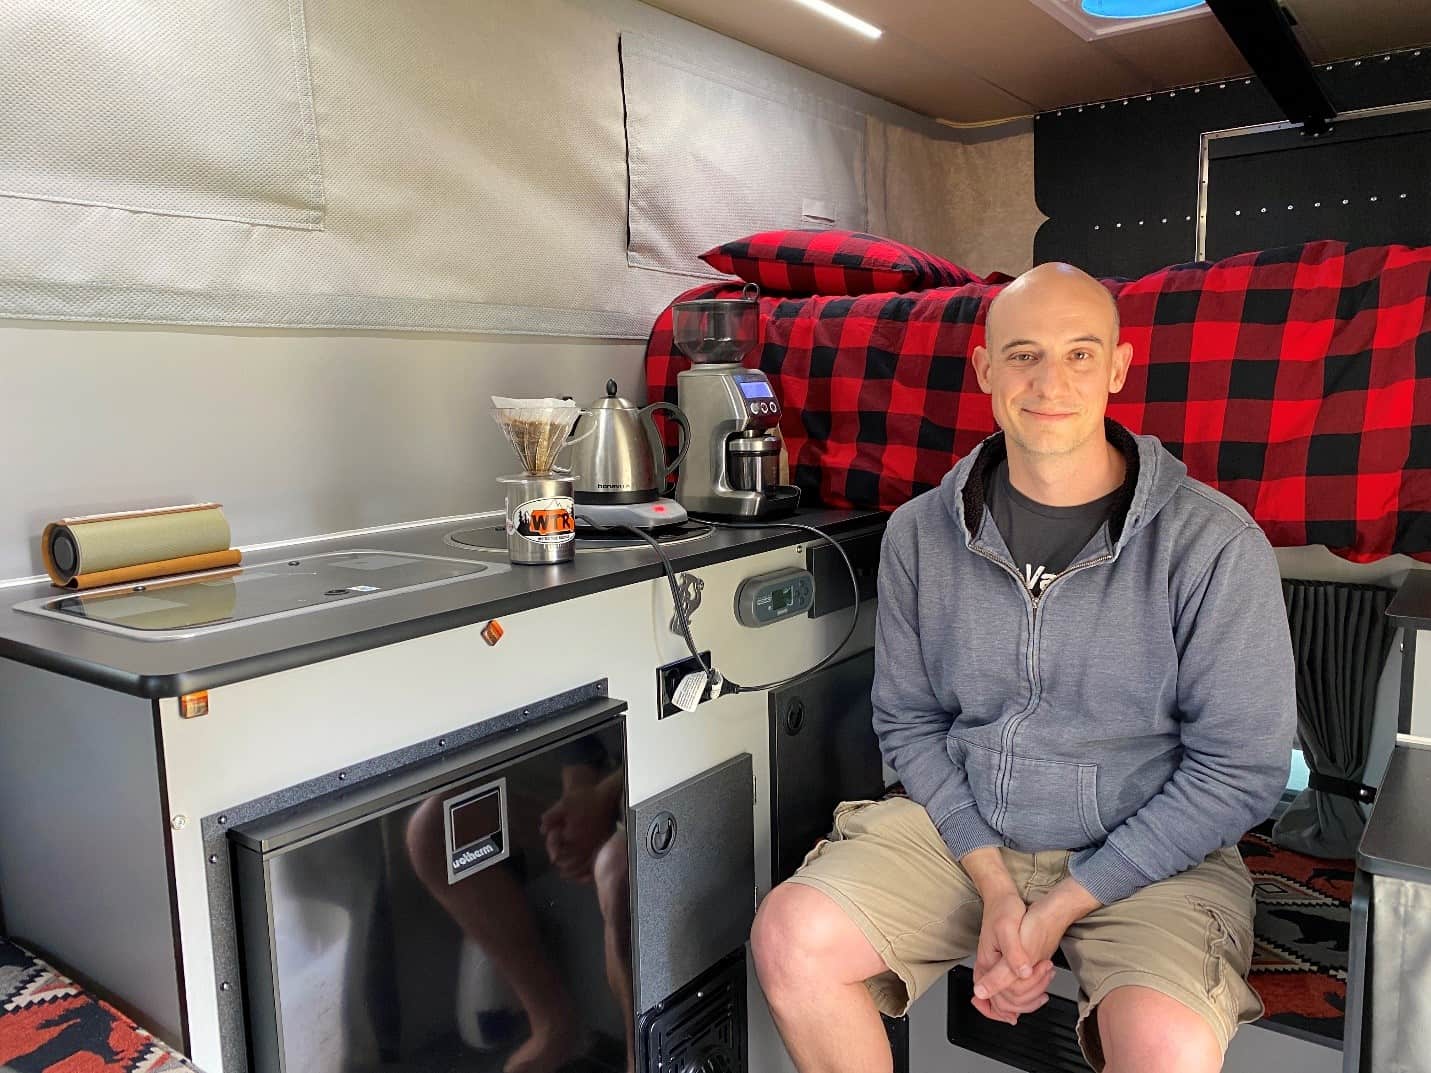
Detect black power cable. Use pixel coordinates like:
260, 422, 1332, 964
700, 519, 862, 694
576, 516, 864, 698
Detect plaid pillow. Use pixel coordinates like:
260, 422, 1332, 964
699, 229, 979, 296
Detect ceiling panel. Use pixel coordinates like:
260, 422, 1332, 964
881, 0, 1151, 110
639, 0, 1431, 123
1094, 17, 1251, 92
635, 0, 1030, 121
1285, 0, 1431, 62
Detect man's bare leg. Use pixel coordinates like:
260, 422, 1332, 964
751, 882, 894, 1073
1095, 986, 1223, 1073
405, 797, 580, 1073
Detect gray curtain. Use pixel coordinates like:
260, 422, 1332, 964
1274, 580, 1395, 858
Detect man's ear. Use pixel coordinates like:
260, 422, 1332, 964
973, 345, 993, 394
1108, 341, 1133, 394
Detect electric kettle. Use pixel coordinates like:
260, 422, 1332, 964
569, 381, 690, 503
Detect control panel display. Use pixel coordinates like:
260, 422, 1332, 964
444, 778, 509, 883
736, 567, 816, 627
737, 380, 775, 399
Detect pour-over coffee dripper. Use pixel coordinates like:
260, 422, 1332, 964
490, 397, 593, 565
490, 397, 589, 475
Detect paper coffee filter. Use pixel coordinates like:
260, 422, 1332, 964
491, 396, 583, 475
491, 396, 578, 410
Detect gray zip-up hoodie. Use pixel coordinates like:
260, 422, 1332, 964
873, 421, 1296, 905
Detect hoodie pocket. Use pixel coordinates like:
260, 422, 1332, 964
957, 738, 1108, 851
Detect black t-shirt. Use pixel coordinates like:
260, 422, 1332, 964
987, 460, 1123, 598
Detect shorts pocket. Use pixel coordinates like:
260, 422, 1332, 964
1190, 899, 1254, 997
956, 738, 1108, 850
799, 798, 885, 869
830, 799, 881, 838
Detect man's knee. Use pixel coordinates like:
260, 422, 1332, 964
1094, 986, 1223, 1073
751, 882, 882, 993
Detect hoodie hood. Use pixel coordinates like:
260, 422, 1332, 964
941, 418, 1188, 558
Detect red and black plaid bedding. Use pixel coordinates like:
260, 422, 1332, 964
646, 240, 1431, 563
700, 228, 979, 295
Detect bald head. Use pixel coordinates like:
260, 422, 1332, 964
986, 262, 1119, 346
971, 260, 1134, 471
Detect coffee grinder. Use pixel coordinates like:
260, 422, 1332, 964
670, 288, 800, 518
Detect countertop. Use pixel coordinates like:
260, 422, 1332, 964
0, 508, 884, 699
1387, 569, 1431, 632
1358, 743, 1431, 884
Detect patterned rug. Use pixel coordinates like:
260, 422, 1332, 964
1236, 829, 1352, 1043
0, 936, 198, 1072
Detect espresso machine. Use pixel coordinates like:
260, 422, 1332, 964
670, 289, 801, 519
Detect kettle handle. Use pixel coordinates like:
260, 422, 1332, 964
641, 402, 690, 482
564, 410, 598, 446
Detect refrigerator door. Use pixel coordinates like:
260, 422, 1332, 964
233, 712, 629, 1073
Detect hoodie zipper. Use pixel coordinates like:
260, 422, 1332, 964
968, 541, 1114, 835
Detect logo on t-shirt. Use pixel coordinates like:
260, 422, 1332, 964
1022, 563, 1057, 596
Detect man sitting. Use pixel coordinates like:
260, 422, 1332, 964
751, 263, 1295, 1073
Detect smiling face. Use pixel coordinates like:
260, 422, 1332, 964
973, 263, 1132, 462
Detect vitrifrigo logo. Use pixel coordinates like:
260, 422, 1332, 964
452, 841, 496, 870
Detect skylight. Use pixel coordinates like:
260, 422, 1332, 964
1082, 0, 1204, 17
1029, 0, 1211, 40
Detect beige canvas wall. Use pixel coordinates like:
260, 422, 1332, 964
867, 117, 1046, 279
0, 0, 970, 338
0, 0, 976, 581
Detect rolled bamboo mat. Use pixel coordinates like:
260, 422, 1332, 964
42, 502, 241, 589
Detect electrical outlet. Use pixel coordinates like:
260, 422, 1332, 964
657, 651, 714, 719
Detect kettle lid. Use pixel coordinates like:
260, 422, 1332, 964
587, 378, 637, 411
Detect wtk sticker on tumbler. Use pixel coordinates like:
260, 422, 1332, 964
507, 496, 576, 546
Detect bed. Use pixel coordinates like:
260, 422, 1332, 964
646, 239, 1431, 563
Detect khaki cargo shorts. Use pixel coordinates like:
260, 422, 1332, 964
787, 797, 1263, 1070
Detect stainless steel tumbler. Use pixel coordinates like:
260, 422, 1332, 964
499, 474, 577, 565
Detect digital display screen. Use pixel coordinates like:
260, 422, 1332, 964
771, 586, 792, 611
451, 790, 501, 849
737, 381, 774, 399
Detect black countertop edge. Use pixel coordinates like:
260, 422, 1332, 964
1356, 743, 1431, 882
4, 514, 888, 700
1387, 568, 1431, 631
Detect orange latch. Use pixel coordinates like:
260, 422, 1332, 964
179, 691, 210, 719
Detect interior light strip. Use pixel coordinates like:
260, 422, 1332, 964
789, 0, 882, 39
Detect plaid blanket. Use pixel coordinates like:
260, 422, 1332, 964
646, 241, 1431, 563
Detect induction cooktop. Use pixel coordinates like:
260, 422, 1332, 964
13, 550, 510, 640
